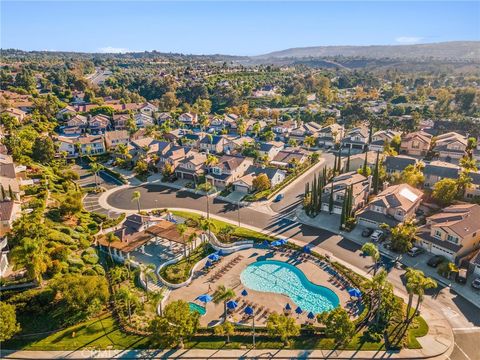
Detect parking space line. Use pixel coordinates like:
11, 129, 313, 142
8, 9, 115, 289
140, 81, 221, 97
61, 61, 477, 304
454, 343, 472, 360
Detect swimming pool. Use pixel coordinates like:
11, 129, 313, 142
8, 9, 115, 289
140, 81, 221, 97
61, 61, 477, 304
189, 302, 207, 316
240, 260, 339, 314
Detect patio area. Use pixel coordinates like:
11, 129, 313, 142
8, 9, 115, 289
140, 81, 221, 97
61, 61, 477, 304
166, 246, 359, 327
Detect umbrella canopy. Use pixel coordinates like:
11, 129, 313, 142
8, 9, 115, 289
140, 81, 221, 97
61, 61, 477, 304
244, 306, 254, 316
285, 303, 292, 311
208, 253, 220, 261
348, 288, 362, 298
307, 312, 315, 319
241, 289, 248, 296
295, 306, 303, 315
271, 240, 281, 246
226, 300, 238, 310
204, 260, 213, 268
303, 245, 311, 253
278, 239, 288, 245
196, 294, 213, 303
217, 249, 225, 256
262, 240, 270, 247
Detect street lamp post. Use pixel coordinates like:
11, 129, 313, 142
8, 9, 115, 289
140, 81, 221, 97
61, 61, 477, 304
237, 201, 241, 227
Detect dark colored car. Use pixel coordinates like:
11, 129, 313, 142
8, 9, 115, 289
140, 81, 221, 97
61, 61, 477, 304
427, 255, 445, 268
274, 194, 284, 202
471, 278, 480, 290
362, 228, 374, 237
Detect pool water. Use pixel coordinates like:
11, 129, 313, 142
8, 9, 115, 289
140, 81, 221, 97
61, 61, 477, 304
240, 260, 339, 314
189, 302, 207, 316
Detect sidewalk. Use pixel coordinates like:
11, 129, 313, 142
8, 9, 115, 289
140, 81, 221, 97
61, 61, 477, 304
296, 208, 480, 309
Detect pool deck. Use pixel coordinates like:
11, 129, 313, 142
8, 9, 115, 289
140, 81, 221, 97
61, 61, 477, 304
166, 247, 354, 327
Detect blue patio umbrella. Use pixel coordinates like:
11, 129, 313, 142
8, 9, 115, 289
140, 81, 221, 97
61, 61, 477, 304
196, 294, 213, 303
226, 300, 238, 310
208, 253, 220, 261
241, 289, 248, 296
303, 245, 311, 253
295, 306, 303, 315
278, 239, 288, 245
348, 288, 362, 298
262, 240, 270, 247
217, 249, 225, 256
204, 260, 213, 268
307, 312, 315, 319
244, 306, 254, 316
271, 240, 281, 246
285, 303, 292, 311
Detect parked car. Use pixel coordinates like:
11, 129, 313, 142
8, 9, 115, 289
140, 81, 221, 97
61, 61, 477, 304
362, 228, 374, 237
456, 268, 468, 284
382, 241, 392, 250
471, 278, 480, 290
427, 255, 445, 268
370, 230, 384, 242
407, 247, 424, 257
274, 194, 284, 202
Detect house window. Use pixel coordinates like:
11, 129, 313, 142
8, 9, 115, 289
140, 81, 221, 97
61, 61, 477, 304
434, 230, 442, 239
447, 235, 459, 244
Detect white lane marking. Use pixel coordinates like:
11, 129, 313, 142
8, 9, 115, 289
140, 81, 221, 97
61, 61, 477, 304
454, 343, 472, 360
452, 327, 480, 332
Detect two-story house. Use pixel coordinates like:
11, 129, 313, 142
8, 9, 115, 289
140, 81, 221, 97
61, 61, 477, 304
89, 114, 110, 134
0, 200, 21, 237
289, 122, 323, 145
223, 136, 255, 154
138, 102, 158, 117
56, 105, 77, 120
134, 113, 154, 128
433, 132, 468, 162
178, 112, 198, 125
423, 161, 460, 189
400, 131, 432, 157
321, 171, 371, 214
317, 123, 345, 148
465, 171, 480, 201
1, 107, 27, 122
158, 145, 191, 171
369, 130, 401, 152
199, 135, 226, 154
416, 203, 480, 262
357, 183, 423, 228
174, 151, 207, 182
258, 141, 285, 161
104, 130, 130, 150
206, 155, 253, 188
112, 114, 130, 130
341, 127, 369, 152
271, 148, 309, 168
384, 155, 418, 175
233, 166, 286, 193
57, 134, 106, 157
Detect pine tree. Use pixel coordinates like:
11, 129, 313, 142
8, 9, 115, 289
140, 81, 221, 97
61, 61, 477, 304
328, 183, 334, 214
361, 151, 368, 176
346, 148, 351, 172
312, 174, 317, 215
0, 185, 5, 201
373, 151, 380, 194
317, 174, 323, 213
8, 185, 14, 200
333, 154, 338, 174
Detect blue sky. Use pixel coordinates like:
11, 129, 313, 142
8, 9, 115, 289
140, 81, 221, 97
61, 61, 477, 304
1, 1, 479, 55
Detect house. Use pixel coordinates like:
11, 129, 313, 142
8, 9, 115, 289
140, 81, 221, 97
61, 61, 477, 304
66, 114, 88, 129
469, 249, 480, 277
423, 161, 460, 189
57, 135, 106, 157
112, 114, 130, 130
174, 150, 207, 182
384, 155, 418, 175
464, 171, 480, 201
317, 124, 345, 148
56, 105, 77, 120
0, 200, 21, 237
0, 176, 21, 201
138, 102, 158, 117
224, 136, 255, 154
258, 141, 284, 160
1, 236, 8, 277
157, 112, 172, 124
158, 145, 191, 171
206, 155, 253, 188
400, 131, 432, 157
1, 108, 27, 122
232, 166, 286, 193
289, 122, 323, 144
369, 130, 401, 152
199, 135, 226, 154
271, 149, 309, 168
416, 203, 480, 262
357, 184, 423, 228
89, 114, 110, 134
272, 121, 297, 137
104, 130, 129, 150
321, 172, 371, 215
130, 137, 168, 159
341, 127, 369, 152
181, 133, 204, 149
178, 112, 198, 125
433, 132, 468, 162
343, 151, 382, 173
134, 113, 154, 128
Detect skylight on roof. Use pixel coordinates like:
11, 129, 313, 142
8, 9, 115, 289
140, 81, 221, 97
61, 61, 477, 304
399, 188, 418, 202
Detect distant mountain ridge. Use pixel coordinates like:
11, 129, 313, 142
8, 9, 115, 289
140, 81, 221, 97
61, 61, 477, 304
254, 41, 480, 61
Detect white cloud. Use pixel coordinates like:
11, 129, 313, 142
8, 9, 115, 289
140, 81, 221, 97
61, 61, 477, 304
98, 46, 130, 54
395, 36, 424, 45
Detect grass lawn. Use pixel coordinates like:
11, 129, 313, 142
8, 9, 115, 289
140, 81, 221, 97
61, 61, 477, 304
171, 210, 275, 243
406, 316, 429, 349
4, 314, 150, 351
159, 243, 215, 284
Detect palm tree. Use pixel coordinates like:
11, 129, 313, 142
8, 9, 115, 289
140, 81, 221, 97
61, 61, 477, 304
199, 216, 217, 241
176, 223, 188, 257
131, 190, 141, 213
116, 286, 138, 322
88, 161, 104, 189
106, 232, 119, 262
409, 270, 437, 320
187, 232, 196, 259
139, 263, 156, 294
361, 242, 380, 275
150, 289, 165, 316
213, 285, 236, 320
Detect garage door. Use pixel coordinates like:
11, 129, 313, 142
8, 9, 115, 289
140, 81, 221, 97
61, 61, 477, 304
234, 185, 249, 193
358, 218, 379, 229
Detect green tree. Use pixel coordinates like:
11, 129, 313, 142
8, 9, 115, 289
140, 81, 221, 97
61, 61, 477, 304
131, 190, 141, 213
214, 321, 235, 343
432, 178, 458, 206
105, 232, 119, 262
88, 161, 104, 189
390, 220, 417, 253
304, 136, 316, 149
31, 136, 56, 164
266, 312, 300, 346
318, 307, 355, 345
252, 173, 271, 192
149, 300, 200, 348
0, 302, 21, 342
115, 286, 140, 322
362, 242, 380, 275
405, 268, 437, 320
400, 163, 425, 188
213, 285, 236, 320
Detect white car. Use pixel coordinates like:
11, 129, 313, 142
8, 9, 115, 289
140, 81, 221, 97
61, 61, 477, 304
370, 230, 384, 242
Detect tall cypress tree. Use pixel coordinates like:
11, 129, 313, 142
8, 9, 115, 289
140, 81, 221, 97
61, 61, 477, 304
346, 147, 351, 172
339, 188, 348, 230
312, 174, 317, 215
333, 154, 338, 174
317, 174, 323, 213
0, 185, 5, 201
328, 183, 334, 214
373, 151, 380, 194
361, 151, 368, 176
338, 152, 343, 174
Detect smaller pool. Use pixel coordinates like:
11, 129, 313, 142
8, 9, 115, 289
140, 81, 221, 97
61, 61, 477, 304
189, 302, 206, 316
